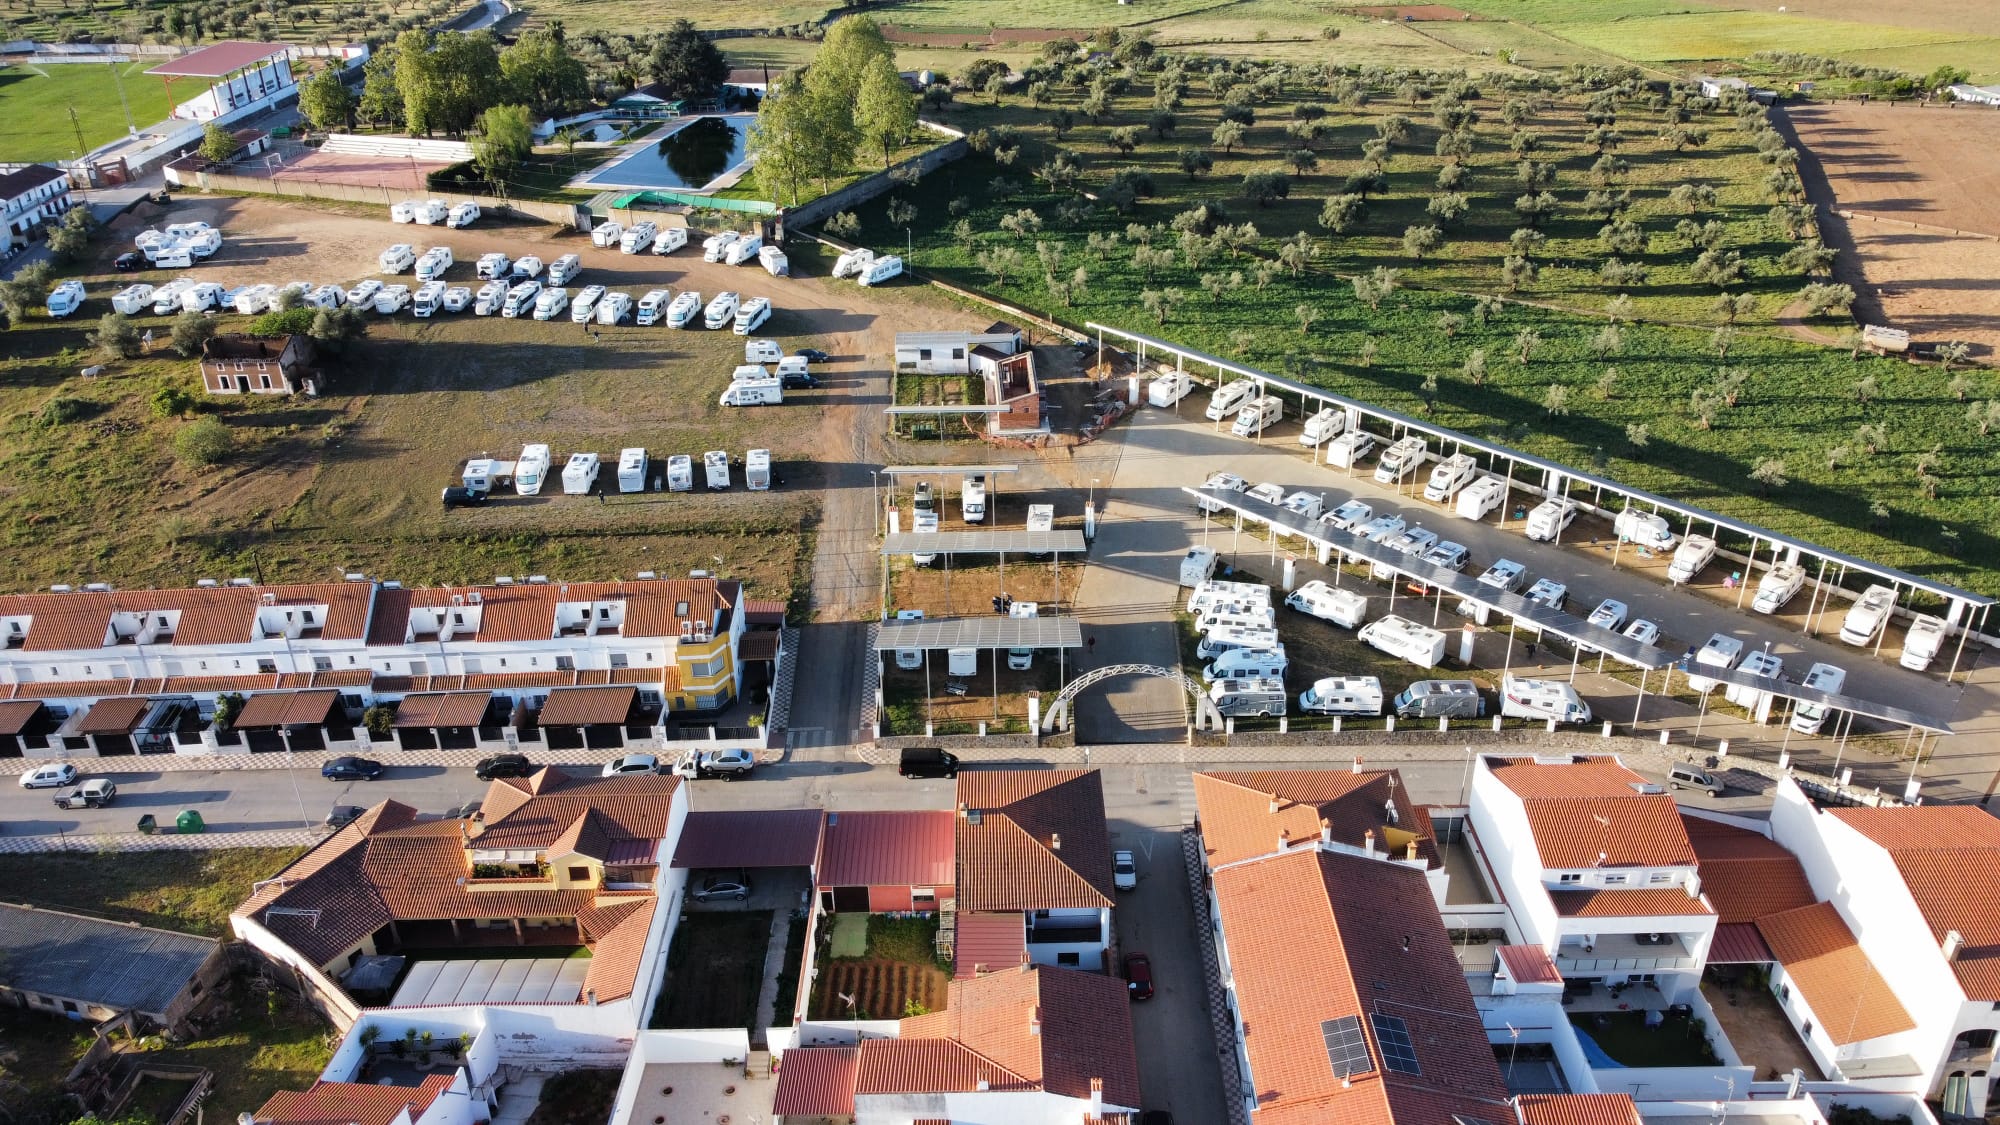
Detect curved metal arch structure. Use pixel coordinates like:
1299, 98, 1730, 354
1042, 663, 1222, 733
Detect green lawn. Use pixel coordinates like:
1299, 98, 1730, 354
139, 991, 334, 1118
0, 847, 307, 936
0, 62, 213, 164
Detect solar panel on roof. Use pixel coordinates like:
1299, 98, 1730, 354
1321, 1015, 1373, 1078
1371, 1012, 1421, 1075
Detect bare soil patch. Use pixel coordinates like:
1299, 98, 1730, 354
810, 958, 950, 1021
1346, 4, 1480, 21
881, 24, 1088, 45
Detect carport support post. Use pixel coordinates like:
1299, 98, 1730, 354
1736, 536, 1758, 610
1946, 602, 1984, 684
1873, 581, 1899, 658
1500, 459, 1516, 530
1633, 667, 1649, 725
1502, 620, 1516, 676
1802, 557, 1831, 636
1568, 647, 1579, 684
924, 651, 933, 731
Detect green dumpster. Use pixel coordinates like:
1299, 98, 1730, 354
175, 809, 206, 834
137, 814, 157, 834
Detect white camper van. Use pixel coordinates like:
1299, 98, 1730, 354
374, 284, 412, 314
1285, 581, 1366, 628
1501, 676, 1592, 724
514, 444, 551, 496
759, 244, 788, 277
732, 296, 772, 335
832, 246, 874, 278
476, 252, 511, 280
745, 339, 783, 365
620, 221, 658, 254
1209, 677, 1288, 718
1668, 535, 1717, 584
511, 255, 544, 280
1299, 407, 1344, 447
725, 231, 763, 265
111, 283, 154, 315
414, 246, 453, 282
962, 474, 987, 523
1456, 558, 1527, 625
1280, 491, 1324, 521
857, 255, 903, 286
653, 227, 688, 256
704, 291, 739, 330
446, 201, 480, 228
1454, 475, 1504, 520
181, 282, 225, 313
474, 280, 508, 315
562, 452, 600, 495
704, 449, 731, 490
1180, 546, 1218, 589
666, 291, 702, 328
391, 200, 418, 223
1373, 436, 1426, 484
151, 246, 194, 269
1790, 662, 1847, 735
571, 284, 606, 323
150, 281, 193, 315
1752, 564, 1806, 614
1423, 454, 1477, 503
1195, 629, 1281, 662
444, 285, 472, 313
413, 199, 448, 225
532, 287, 570, 321
412, 280, 446, 317
45, 280, 84, 318
1298, 676, 1383, 717
1196, 472, 1248, 513
745, 448, 772, 491
1230, 395, 1283, 437
591, 220, 624, 250
1901, 614, 1948, 672
595, 291, 632, 325
1203, 650, 1289, 686
1840, 585, 1897, 647
547, 254, 582, 287
1613, 508, 1677, 552
1205, 381, 1255, 420
232, 283, 275, 314
636, 289, 672, 326
1149, 369, 1193, 407
617, 447, 649, 493
1006, 601, 1039, 670
1724, 648, 1784, 711
1357, 615, 1447, 669
1685, 633, 1745, 694
1327, 430, 1377, 470
1187, 580, 1270, 616
379, 244, 417, 273
501, 280, 541, 318
1524, 497, 1578, 542
719, 375, 783, 407
665, 454, 693, 492
461, 457, 513, 493
702, 231, 739, 262
947, 647, 978, 677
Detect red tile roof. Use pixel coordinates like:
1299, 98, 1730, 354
365, 578, 738, 646
900, 964, 1141, 1108
954, 912, 1026, 978
0, 700, 42, 735
1487, 755, 1651, 799
772, 1046, 859, 1115
670, 809, 824, 869
1755, 901, 1915, 1044
75, 695, 150, 735
1830, 805, 2000, 1000
1709, 923, 1775, 964
1487, 756, 1695, 869
474, 769, 681, 851
1550, 886, 1713, 918
1497, 943, 1563, 986
1194, 770, 1437, 870
580, 897, 656, 1003
392, 692, 491, 728
1683, 814, 1817, 924
537, 686, 635, 726
956, 770, 1115, 911
234, 689, 340, 728
857, 1038, 1030, 1094
818, 811, 955, 889
1519, 1093, 1643, 1125
738, 631, 780, 662
1211, 846, 1509, 1125
256, 1075, 454, 1125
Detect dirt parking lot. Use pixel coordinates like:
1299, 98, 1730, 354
1782, 101, 2000, 357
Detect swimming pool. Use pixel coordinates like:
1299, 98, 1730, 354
580, 115, 754, 190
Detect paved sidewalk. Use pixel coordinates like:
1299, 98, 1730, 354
0, 826, 324, 853
0, 743, 731, 776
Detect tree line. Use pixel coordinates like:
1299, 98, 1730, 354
748, 16, 919, 206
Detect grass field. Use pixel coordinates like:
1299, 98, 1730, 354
0, 62, 211, 164
0, 846, 308, 935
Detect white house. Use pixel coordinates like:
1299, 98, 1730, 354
0, 164, 72, 247
893, 322, 1025, 375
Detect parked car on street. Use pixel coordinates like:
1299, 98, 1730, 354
1123, 952, 1154, 1001
322, 756, 383, 781
52, 779, 117, 809
601, 753, 659, 777
475, 753, 534, 780
18, 763, 78, 789
1114, 850, 1137, 891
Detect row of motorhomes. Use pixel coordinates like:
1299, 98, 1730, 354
452, 446, 772, 502
131, 222, 223, 269
830, 246, 905, 286
389, 199, 481, 228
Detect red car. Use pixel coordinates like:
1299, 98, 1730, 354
1123, 952, 1154, 1001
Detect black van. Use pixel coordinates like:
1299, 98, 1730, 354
900, 746, 959, 779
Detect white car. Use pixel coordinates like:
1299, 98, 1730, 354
1113, 850, 1137, 891
601, 754, 659, 777
18, 762, 78, 789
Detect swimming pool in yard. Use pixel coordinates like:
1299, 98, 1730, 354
579, 114, 754, 191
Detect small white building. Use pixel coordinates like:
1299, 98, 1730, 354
1697, 75, 1749, 99
1948, 83, 2000, 106
0, 164, 72, 247
893, 321, 1025, 375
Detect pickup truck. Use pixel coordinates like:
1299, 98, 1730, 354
53, 779, 117, 809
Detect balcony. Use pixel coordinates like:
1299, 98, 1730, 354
1555, 932, 1695, 975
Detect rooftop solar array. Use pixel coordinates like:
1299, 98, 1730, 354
1322, 1015, 1374, 1078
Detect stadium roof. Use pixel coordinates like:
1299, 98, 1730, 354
147, 41, 288, 77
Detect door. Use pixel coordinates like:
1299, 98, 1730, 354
1943, 1073, 1972, 1118
831, 887, 869, 913
235, 375, 250, 393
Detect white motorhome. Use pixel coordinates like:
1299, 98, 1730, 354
308, 284, 348, 309
374, 284, 412, 314
1198, 605, 1277, 634
414, 247, 452, 282
744, 339, 783, 365
511, 255, 544, 280
701, 231, 740, 262
571, 284, 606, 323
1724, 648, 1784, 711
514, 443, 551, 496
378, 243, 417, 273
476, 252, 511, 280
1327, 430, 1377, 470
832, 246, 875, 278
892, 608, 925, 670
1685, 633, 1745, 693
591, 220, 625, 249
1210, 677, 1288, 718
1279, 491, 1323, 521
1668, 534, 1717, 584
547, 254, 582, 287
1524, 497, 1578, 542
562, 452, 599, 495
1286, 581, 1366, 628
759, 244, 788, 277
1196, 628, 1282, 662
1455, 558, 1527, 626
412, 280, 446, 317
595, 291, 632, 325
1423, 454, 1477, 503
499, 281, 542, 318
446, 201, 480, 229
390, 200, 418, 223
719, 375, 783, 407
45, 279, 84, 318
1205, 381, 1255, 420
617, 447, 649, 493
732, 296, 772, 335
947, 647, 978, 677
1204, 649, 1289, 685
412, 199, 448, 225
725, 231, 762, 265
704, 291, 739, 329
962, 474, 987, 522
1790, 662, 1847, 734
474, 281, 508, 315
745, 448, 772, 491
1357, 615, 1447, 669
620, 221, 658, 254
1501, 676, 1591, 724
111, 283, 154, 315
666, 454, 693, 492
857, 255, 903, 286
1298, 676, 1383, 717
1299, 407, 1344, 447
461, 457, 513, 493
1187, 580, 1270, 616
1752, 563, 1806, 614
151, 247, 194, 269
1180, 546, 1218, 589
704, 449, 730, 490
666, 291, 702, 328
181, 282, 225, 312
653, 227, 688, 255
1231, 395, 1283, 437
636, 289, 672, 326
1196, 472, 1248, 513
1374, 435, 1426, 484
1840, 584, 1896, 646
1006, 601, 1039, 670
1393, 679, 1484, 719
532, 287, 570, 321
1613, 508, 1677, 551
1901, 614, 1948, 672
150, 281, 193, 314
1149, 369, 1193, 407
1455, 475, 1505, 520
232, 283, 275, 314
1322, 500, 1372, 532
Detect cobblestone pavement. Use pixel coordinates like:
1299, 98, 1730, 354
1182, 825, 1249, 1125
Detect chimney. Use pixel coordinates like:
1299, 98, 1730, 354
1352, 756, 1363, 774
1363, 829, 1376, 857
1029, 1005, 1041, 1036
1319, 817, 1332, 845
1269, 795, 1282, 814
1049, 832, 1061, 851
586, 989, 597, 1007
1089, 1077, 1104, 1119
1944, 929, 1965, 962
976, 1075, 990, 1092
1384, 799, 1400, 826
1278, 828, 1290, 852
1405, 839, 1419, 862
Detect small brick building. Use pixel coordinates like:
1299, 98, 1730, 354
200, 333, 316, 395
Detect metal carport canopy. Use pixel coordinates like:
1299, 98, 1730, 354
1103, 321, 1993, 612
875, 617, 1083, 650
1672, 663, 1951, 734
877, 465, 1021, 475
882, 530, 1086, 555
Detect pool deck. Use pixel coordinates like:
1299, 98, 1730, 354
567, 113, 756, 194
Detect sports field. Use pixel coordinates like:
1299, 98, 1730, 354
0, 62, 207, 164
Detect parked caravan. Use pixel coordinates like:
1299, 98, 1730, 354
1724, 649, 1784, 711
1394, 679, 1483, 719
1613, 508, 1677, 551
45, 280, 84, 318
719, 375, 783, 407
111, 283, 154, 315
413, 199, 448, 225
759, 244, 788, 277
591, 220, 625, 249
1583, 598, 1629, 640
1752, 564, 1806, 614
1840, 584, 1897, 647
412, 280, 445, 317
744, 339, 783, 365
1197, 605, 1277, 635
1420, 541, 1470, 572
1790, 662, 1847, 735
461, 457, 513, 493
653, 227, 688, 255
832, 246, 875, 278
962, 474, 987, 522
1524, 498, 1578, 542
704, 291, 739, 329
1187, 581, 1271, 616
1149, 369, 1193, 407
910, 509, 940, 566
725, 231, 762, 265
391, 200, 418, 223
1358, 615, 1447, 669
620, 221, 658, 254
636, 289, 672, 325
1280, 491, 1323, 521
150, 281, 193, 315
704, 449, 730, 490
857, 255, 903, 286
379, 243, 417, 273
232, 283, 275, 314
702, 231, 739, 262
1205, 381, 1255, 420
1455, 475, 1505, 520
1327, 430, 1377, 470
1668, 534, 1717, 584
595, 291, 632, 325
1195, 628, 1281, 662
474, 281, 508, 315
1246, 482, 1285, 507
665, 454, 693, 492
1685, 633, 1745, 693
775, 357, 813, 386
181, 282, 225, 312
617, 447, 649, 493
1455, 558, 1527, 625
1322, 500, 1372, 532
514, 444, 551, 496
892, 609, 926, 670
182, 228, 222, 258
1501, 676, 1591, 724
502, 280, 542, 318
308, 283, 347, 309
510, 255, 544, 280
151, 247, 193, 269
666, 291, 702, 328
1374, 436, 1426, 484
1524, 577, 1567, 612
1286, 581, 1367, 629
571, 284, 606, 323
1196, 472, 1248, 514
1423, 454, 1477, 503
446, 201, 480, 228
1209, 677, 1288, 718
1231, 395, 1283, 437
1006, 601, 1040, 670
1901, 614, 1948, 672
943, 646, 977, 677
1180, 546, 1218, 588
414, 247, 453, 282
547, 254, 582, 287
475, 252, 510, 280
732, 296, 771, 335
373, 284, 412, 314
561, 452, 600, 495
342, 281, 380, 310
532, 287, 569, 321
1357, 514, 1406, 544
1298, 676, 1383, 717
741, 448, 772, 491
1299, 407, 1344, 447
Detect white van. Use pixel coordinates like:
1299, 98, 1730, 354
617, 447, 649, 493
719, 375, 783, 407
1901, 614, 1948, 672
666, 291, 702, 328
704, 449, 731, 490
733, 296, 772, 335
725, 231, 763, 265
1374, 436, 1426, 484
1205, 381, 1255, 420
654, 227, 688, 256
1501, 676, 1591, 724
476, 252, 511, 280
745, 338, 783, 365
1423, 454, 1477, 503
1613, 508, 1677, 551
443, 285, 472, 312
378, 243, 417, 273
591, 219, 625, 249
1358, 615, 1447, 669
548, 254, 582, 287
702, 231, 740, 262
595, 291, 632, 325
1180, 546, 1218, 588
1456, 558, 1527, 625
151, 247, 194, 269
532, 287, 569, 321
620, 221, 658, 254
232, 283, 275, 314
1327, 430, 1377, 469
704, 291, 739, 329
1209, 677, 1287, 718
1790, 662, 1847, 734
1668, 534, 1717, 584
412, 280, 445, 317
832, 246, 874, 278
1299, 407, 1344, 447
1280, 491, 1323, 521
1840, 585, 1897, 647
1149, 369, 1193, 407
1286, 581, 1366, 628
562, 452, 599, 495
1299, 676, 1383, 717
1752, 564, 1806, 614
1196, 628, 1280, 662
1524, 497, 1578, 542
181, 282, 225, 312
857, 255, 903, 286
665, 454, 693, 492
514, 443, 551, 496
1725, 648, 1784, 711
636, 289, 672, 326
1685, 633, 1745, 693
746, 448, 772, 491
571, 284, 605, 323
413, 199, 448, 225
308, 283, 348, 309
390, 200, 418, 223
111, 283, 154, 315
45, 280, 84, 318
1394, 679, 1484, 719
1202, 648, 1287, 684
501, 280, 541, 318
1230, 395, 1283, 437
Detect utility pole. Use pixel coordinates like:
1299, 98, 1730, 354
67, 104, 88, 162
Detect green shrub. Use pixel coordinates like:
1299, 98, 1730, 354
149, 382, 197, 419
250, 307, 316, 337
173, 417, 234, 466
37, 396, 96, 426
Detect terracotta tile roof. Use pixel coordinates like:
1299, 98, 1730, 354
0, 700, 43, 735
365, 578, 737, 645
899, 964, 1140, 1107
1709, 923, 1775, 964
955, 912, 1026, 978
473, 770, 681, 851
1683, 815, 1816, 924
1194, 770, 1436, 870
537, 686, 635, 726
256, 1074, 455, 1125
0, 582, 378, 651
819, 811, 955, 889
1487, 754, 1652, 799
670, 809, 823, 869
75, 696, 150, 735
9, 678, 162, 700
1755, 901, 1915, 1044
276, 669, 375, 689
772, 1046, 859, 1115
956, 770, 1114, 911
1486, 756, 1695, 869
1210, 846, 1508, 1125
548, 809, 612, 860
1830, 806, 2000, 999
857, 1038, 1029, 1093
234, 689, 340, 729
1519, 1093, 1643, 1125
1550, 886, 1712, 918
580, 897, 655, 1003
743, 599, 787, 624
1497, 943, 1563, 986
392, 692, 492, 728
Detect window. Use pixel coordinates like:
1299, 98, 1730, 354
257, 659, 277, 673
1558, 873, 1583, 884
301, 609, 315, 624
913, 888, 936, 904
555, 656, 574, 671
599, 607, 612, 620
1648, 871, 1673, 885
609, 653, 628, 668
1057, 952, 1080, 966
1801, 1020, 1813, 1038
61, 1001, 76, 1013
1778, 982, 1791, 1003
567, 866, 589, 881
952, 347, 965, 360
1602, 874, 1627, 885
918, 348, 933, 361
313, 657, 332, 672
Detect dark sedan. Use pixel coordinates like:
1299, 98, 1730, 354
321, 756, 384, 781
1123, 952, 1154, 1001
475, 753, 533, 780
114, 252, 142, 272
793, 348, 830, 363
779, 370, 820, 389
